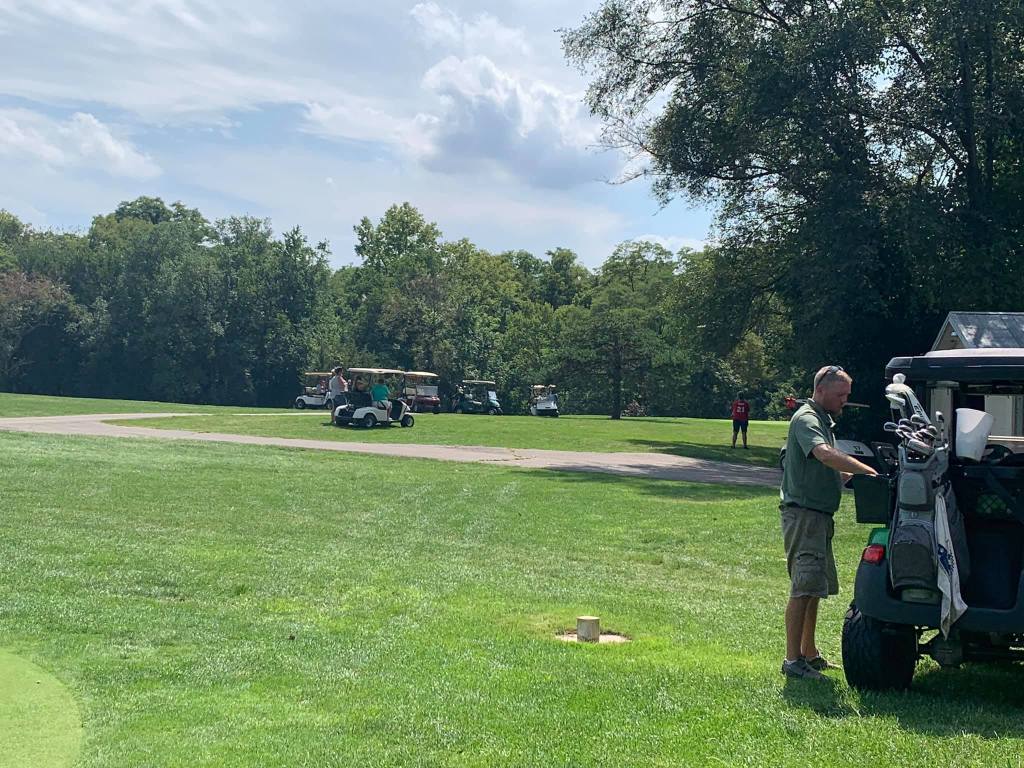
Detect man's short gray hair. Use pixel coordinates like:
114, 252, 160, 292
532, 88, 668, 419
813, 365, 852, 390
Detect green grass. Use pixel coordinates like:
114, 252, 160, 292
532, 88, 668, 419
3, 391, 787, 465
3, 431, 1024, 765
110, 412, 788, 466
0, 392, 257, 418
0, 650, 81, 768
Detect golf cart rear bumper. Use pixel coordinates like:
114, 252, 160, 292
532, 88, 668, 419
855, 559, 1024, 632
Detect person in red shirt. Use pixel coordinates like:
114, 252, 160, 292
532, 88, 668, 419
731, 393, 751, 449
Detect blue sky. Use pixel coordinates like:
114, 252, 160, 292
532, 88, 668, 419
0, 0, 714, 267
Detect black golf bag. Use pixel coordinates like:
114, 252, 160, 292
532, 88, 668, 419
889, 447, 970, 598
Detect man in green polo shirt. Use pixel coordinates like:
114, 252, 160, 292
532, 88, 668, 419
780, 365, 877, 679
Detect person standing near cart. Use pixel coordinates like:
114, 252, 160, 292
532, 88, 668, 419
328, 367, 348, 406
780, 366, 877, 679
731, 393, 751, 449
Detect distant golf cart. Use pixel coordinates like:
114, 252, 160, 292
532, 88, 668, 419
529, 384, 560, 417
332, 368, 415, 428
294, 371, 334, 410
402, 371, 442, 414
451, 380, 502, 415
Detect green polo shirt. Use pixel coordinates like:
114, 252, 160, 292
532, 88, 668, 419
780, 400, 842, 514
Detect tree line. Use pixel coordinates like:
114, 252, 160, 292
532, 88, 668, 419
1, 196, 804, 418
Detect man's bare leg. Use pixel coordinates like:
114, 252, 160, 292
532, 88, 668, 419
800, 597, 820, 659
785, 596, 810, 661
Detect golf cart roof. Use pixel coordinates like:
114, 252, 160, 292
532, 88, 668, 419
531, 384, 556, 390
463, 379, 496, 385
886, 348, 1024, 382
347, 367, 405, 375
404, 371, 439, 378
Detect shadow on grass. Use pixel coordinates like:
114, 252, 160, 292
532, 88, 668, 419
535, 469, 773, 502
783, 665, 1024, 738
624, 438, 780, 467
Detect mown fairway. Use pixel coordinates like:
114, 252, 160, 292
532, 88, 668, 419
3, 426, 1024, 766
107, 411, 788, 467
4, 392, 789, 466
0, 392, 254, 418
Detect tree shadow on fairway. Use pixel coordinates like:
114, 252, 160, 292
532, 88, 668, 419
536, 468, 772, 503
784, 665, 1024, 738
624, 438, 780, 467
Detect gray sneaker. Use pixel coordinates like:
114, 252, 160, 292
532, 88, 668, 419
805, 654, 840, 672
781, 658, 824, 680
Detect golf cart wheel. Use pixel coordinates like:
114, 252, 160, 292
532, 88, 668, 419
552, 411, 559, 418
841, 604, 917, 691
295, 399, 306, 410
362, 413, 377, 429
487, 408, 497, 416
454, 406, 463, 414
432, 406, 440, 414
401, 414, 414, 428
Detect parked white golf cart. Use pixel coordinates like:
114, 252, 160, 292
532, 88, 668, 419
332, 368, 415, 428
529, 384, 560, 417
294, 371, 334, 410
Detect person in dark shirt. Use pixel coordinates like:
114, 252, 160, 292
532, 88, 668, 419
730, 393, 751, 449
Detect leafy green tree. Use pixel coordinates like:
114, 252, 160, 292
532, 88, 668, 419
541, 247, 591, 308
564, 0, 1024, 389
555, 241, 675, 418
0, 271, 73, 389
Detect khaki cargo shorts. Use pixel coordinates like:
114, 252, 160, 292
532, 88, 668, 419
780, 504, 838, 598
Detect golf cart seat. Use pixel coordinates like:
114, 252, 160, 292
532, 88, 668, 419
350, 390, 372, 408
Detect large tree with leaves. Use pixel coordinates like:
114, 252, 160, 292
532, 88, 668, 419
564, 1, 1024, 384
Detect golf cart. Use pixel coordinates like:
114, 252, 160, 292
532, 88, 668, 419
294, 372, 334, 410
842, 348, 1024, 690
451, 380, 502, 415
529, 384, 560, 417
402, 371, 442, 414
332, 368, 415, 429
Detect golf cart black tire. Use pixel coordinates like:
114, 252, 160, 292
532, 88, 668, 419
401, 414, 414, 428
841, 604, 917, 691
362, 413, 377, 429
432, 406, 440, 414
487, 408, 497, 416
455, 406, 463, 414
295, 399, 306, 410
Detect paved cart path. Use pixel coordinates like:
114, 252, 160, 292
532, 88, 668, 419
0, 413, 781, 488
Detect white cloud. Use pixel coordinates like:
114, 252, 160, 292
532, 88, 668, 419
0, 109, 160, 178
165, 143, 626, 266
413, 55, 613, 188
410, 2, 531, 57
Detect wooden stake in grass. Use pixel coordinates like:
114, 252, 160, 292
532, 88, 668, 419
577, 616, 600, 642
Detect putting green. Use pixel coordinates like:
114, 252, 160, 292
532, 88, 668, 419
0, 650, 81, 768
